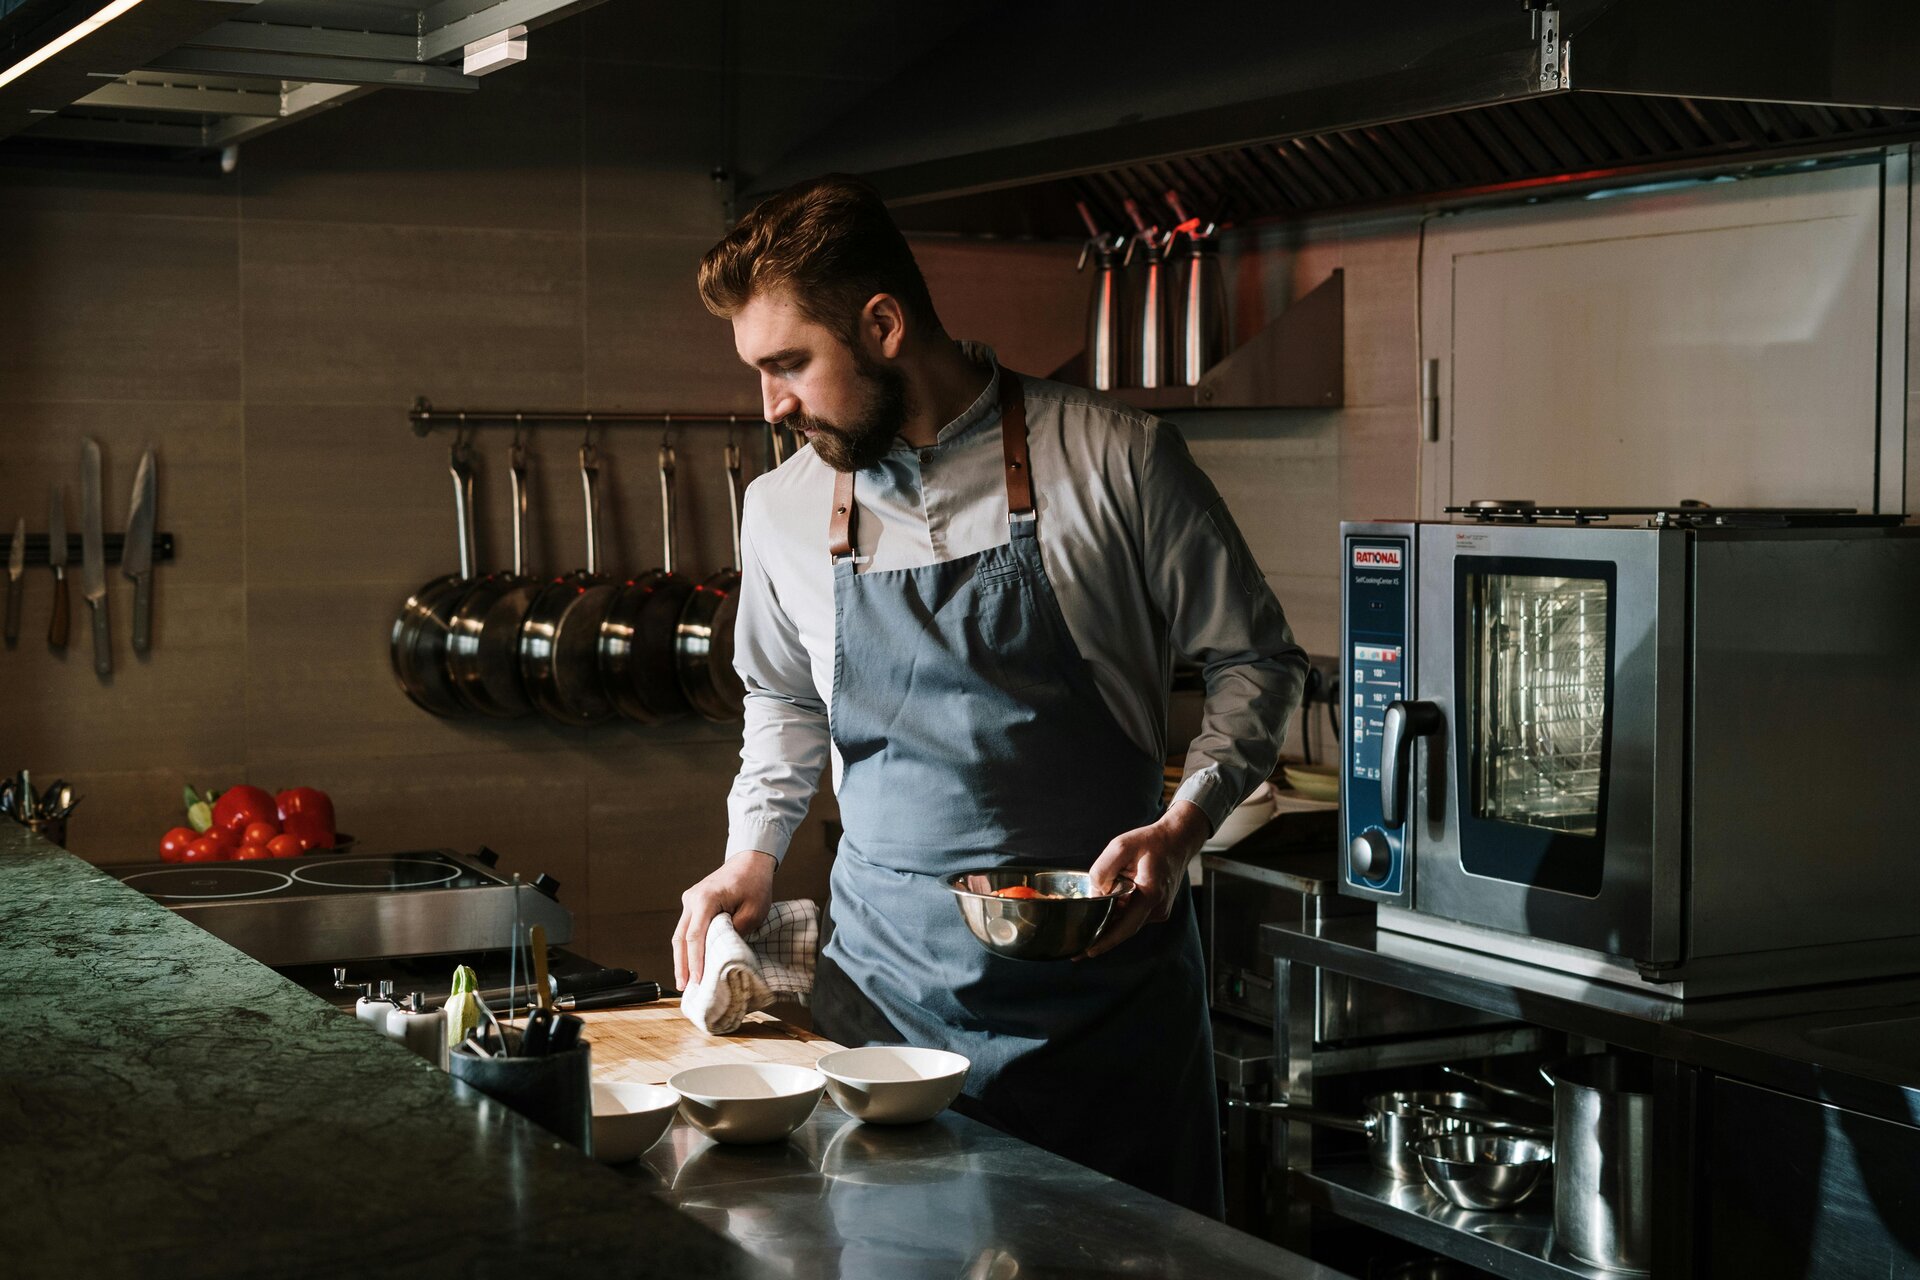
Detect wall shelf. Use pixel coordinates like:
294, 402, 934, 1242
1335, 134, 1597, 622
1049, 268, 1344, 411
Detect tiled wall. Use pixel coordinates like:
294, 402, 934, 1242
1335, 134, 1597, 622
0, 2, 1080, 981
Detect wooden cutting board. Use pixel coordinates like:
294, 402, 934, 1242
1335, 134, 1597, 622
578, 998, 845, 1085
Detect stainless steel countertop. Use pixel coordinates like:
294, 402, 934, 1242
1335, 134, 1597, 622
1262, 916, 1920, 1128
617, 1098, 1350, 1280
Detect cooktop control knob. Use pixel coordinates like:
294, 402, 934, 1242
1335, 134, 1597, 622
1349, 829, 1392, 884
532, 873, 561, 899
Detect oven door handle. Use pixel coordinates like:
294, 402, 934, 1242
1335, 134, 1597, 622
1380, 699, 1442, 828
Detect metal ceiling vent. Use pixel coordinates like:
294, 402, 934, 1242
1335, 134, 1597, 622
0, 0, 606, 157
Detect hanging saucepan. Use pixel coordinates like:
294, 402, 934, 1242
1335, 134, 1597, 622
518, 444, 619, 725
390, 441, 479, 717
676, 441, 746, 722
447, 440, 540, 719
599, 444, 693, 723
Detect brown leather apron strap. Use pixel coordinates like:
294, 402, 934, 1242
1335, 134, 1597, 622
828, 368, 1031, 563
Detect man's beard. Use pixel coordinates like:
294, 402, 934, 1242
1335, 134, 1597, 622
784, 351, 909, 473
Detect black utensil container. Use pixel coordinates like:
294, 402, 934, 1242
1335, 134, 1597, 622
450, 1028, 593, 1154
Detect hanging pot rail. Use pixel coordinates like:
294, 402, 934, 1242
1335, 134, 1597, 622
409, 397, 760, 437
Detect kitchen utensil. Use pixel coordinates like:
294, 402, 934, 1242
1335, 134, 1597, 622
1075, 200, 1129, 392
546, 1012, 584, 1054
530, 924, 553, 1011
668, 1062, 825, 1145
1227, 1090, 1490, 1181
674, 442, 746, 722
815, 1046, 970, 1125
390, 443, 480, 717
1441, 1063, 1552, 1109
386, 992, 450, 1070
1541, 1054, 1656, 1272
46, 487, 68, 649
946, 868, 1133, 962
1164, 190, 1227, 386
556, 981, 668, 1012
446, 442, 539, 718
122, 447, 156, 655
521, 1005, 555, 1056
0, 777, 15, 815
450, 1025, 593, 1152
356, 979, 398, 1028
470, 967, 637, 1007
80, 438, 109, 676
599, 444, 694, 723
518, 445, 618, 725
1415, 1132, 1553, 1211
19, 770, 34, 819
590, 1081, 679, 1163
1121, 197, 1173, 388
6, 516, 22, 645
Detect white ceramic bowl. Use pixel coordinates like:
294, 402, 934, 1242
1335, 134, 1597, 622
590, 1081, 680, 1164
668, 1063, 827, 1145
815, 1046, 970, 1125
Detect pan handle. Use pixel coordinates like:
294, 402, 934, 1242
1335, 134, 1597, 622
1440, 1064, 1552, 1109
658, 445, 678, 576
723, 442, 742, 569
1224, 1098, 1373, 1134
579, 445, 601, 576
449, 444, 476, 580
509, 442, 529, 578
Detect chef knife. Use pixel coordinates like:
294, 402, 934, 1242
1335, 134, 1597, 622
122, 447, 156, 654
80, 439, 109, 676
467, 966, 637, 1007
5, 517, 21, 644
555, 981, 670, 1012
47, 486, 68, 649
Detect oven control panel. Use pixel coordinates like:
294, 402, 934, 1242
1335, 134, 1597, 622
1341, 528, 1411, 902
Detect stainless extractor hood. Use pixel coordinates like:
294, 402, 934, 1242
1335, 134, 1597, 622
748, 0, 1920, 228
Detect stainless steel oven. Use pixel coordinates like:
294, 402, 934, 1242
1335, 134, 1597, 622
1340, 506, 1920, 996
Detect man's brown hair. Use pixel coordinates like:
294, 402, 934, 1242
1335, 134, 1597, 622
698, 174, 942, 342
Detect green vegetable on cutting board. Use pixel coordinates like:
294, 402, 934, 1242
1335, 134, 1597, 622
446, 965, 482, 1045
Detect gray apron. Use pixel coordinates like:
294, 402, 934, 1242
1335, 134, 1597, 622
812, 372, 1224, 1217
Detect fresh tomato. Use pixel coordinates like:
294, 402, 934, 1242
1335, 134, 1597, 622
991, 885, 1044, 900
266, 834, 304, 859
234, 843, 273, 861
204, 824, 241, 850
159, 827, 199, 862
242, 820, 281, 847
274, 787, 336, 850
183, 837, 226, 862
213, 785, 278, 836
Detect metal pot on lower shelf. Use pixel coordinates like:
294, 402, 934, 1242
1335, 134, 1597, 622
1541, 1054, 1658, 1273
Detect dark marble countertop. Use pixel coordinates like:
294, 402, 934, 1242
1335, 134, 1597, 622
1263, 916, 1920, 1128
0, 824, 760, 1280
0, 823, 1344, 1279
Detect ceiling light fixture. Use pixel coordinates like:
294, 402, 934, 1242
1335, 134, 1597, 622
0, 0, 149, 92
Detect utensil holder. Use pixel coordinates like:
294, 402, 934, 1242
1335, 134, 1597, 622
17, 815, 68, 847
450, 1028, 593, 1154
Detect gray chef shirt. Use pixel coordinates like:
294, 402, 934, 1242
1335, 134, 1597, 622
727, 343, 1308, 861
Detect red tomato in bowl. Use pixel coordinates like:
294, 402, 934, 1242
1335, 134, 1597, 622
234, 843, 273, 861
266, 834, 304, 859
242, 821, 280, 847
159, 827, 198, 862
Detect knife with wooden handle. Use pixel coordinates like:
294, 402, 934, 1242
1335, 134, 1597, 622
47, 486, 68, 650
123, 448, 156, 654
5, 517, 22, 645
81, 439, 110, 676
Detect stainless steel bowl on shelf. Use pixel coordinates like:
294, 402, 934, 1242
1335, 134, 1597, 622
1414, 1132, 1553, 1211
946, 868, 1132, 962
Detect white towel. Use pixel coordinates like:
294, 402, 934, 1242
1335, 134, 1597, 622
680, 899, 820, 1035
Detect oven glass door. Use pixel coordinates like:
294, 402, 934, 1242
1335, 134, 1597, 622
1455, 556, 1617, 896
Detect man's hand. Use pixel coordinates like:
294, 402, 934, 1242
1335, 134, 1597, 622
673, 850, 777, 990
1079, 800, 1213, 960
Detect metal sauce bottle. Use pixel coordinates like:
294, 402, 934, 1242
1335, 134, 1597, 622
1075, 201, 1129, 392
1165, 191, 1227, 386
1122, 198, 1174, 389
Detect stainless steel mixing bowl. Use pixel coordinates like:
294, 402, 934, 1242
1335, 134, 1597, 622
1415, 1133, 1553, 1211
946, 868, 1132, 961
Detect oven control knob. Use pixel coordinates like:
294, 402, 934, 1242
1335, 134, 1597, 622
1349, 829, 1393, 884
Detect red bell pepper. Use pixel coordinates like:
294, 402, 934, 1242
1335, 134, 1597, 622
275, 787, 336, 851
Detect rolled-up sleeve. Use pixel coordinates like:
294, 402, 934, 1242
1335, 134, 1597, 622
1141, 421, 1309, 833
726, 503, 830, 863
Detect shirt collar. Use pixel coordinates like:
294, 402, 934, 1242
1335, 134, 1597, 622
889, 341, 1001, 453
